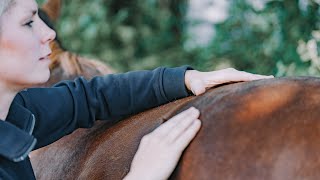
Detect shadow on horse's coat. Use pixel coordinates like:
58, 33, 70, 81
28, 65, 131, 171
31, 76, 320, 180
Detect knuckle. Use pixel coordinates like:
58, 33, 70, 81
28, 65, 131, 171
141, 135, 151, 142
171, 128, 182, 136
161, 138, 172, 146
142, 133, 161, 144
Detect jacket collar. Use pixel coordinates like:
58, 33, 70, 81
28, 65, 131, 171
0, 102, 37, 162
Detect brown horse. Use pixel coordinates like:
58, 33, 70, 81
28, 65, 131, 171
30, 0, 320, 179
30, 77, 320, 179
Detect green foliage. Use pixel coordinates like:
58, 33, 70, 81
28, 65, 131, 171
209, 0, 320, 76
37, 0, 320, 76
38, 0, 200, 72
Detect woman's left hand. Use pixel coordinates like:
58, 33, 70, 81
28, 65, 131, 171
185, 68, 274, 96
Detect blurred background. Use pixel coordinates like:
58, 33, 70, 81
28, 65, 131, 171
37, 0, 320, 76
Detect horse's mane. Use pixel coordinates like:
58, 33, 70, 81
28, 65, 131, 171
37, 4, 114, 87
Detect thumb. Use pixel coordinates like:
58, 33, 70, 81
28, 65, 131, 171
190, 80, 206, 96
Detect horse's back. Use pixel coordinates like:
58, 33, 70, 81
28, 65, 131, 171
172, 77, 320, 180
30, 95, 194, 179
31, 77, 320, 180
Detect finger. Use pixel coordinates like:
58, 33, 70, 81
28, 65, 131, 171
240, 72, 274, 81
151, 107, 200, 136
205, 71, 273, 85
226, 71, 273, 82
166, 116, 199, 143
189, 80, 206, 96
174, 119, 201, 150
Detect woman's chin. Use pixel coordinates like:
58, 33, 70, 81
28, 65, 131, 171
26, 71, 51, 88
37, 73, 51, 85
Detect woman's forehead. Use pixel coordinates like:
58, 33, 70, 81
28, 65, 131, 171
2, 0, 38, 22
7, 0, 37, 14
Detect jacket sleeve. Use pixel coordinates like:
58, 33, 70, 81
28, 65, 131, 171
13, 66, 192, 149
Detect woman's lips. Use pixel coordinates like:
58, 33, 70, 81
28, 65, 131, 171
39, 57, 50, 61
39, 53, 51, 61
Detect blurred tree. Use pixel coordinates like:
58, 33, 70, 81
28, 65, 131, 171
209, 0, 320, 75
38, 0, 197, 72
37, 0, 320, 76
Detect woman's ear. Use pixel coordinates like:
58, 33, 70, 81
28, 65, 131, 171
41, 0, 62, 22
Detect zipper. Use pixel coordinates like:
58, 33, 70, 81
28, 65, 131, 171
12, 114, 36, 162
12, 138, 37, 162
28, 114, 36, 135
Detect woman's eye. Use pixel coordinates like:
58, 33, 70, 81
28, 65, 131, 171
24, 20, 34, 27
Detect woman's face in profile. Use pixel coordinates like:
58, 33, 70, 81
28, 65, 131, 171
0, 0, 56, 90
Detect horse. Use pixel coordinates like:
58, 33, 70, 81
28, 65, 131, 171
30, 76, 320, 180
30, 0, 320, 179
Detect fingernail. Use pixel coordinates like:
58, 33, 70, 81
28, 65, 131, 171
190, 108, 201, 116
194, 119, 202, 127
188, 107, 197, 112
262, 75, 274, 78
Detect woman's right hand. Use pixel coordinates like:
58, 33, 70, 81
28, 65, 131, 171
124, 107, 201, 180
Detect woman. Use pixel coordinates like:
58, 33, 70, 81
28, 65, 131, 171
0, 0, 273, 179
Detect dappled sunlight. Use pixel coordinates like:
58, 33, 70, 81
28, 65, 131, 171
237, 83, 299, 123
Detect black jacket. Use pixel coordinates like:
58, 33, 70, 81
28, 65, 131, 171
0, 66, 191, 179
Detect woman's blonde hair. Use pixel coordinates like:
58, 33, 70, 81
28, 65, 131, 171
0, 0, 14, 17
0, 0, 14, 34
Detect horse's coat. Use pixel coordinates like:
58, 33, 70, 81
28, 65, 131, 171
31, 77, 320, 180
30, 0, 320, 179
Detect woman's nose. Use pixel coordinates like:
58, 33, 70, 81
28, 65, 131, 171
42, 27, 56, 44
40, 19, 56, 44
